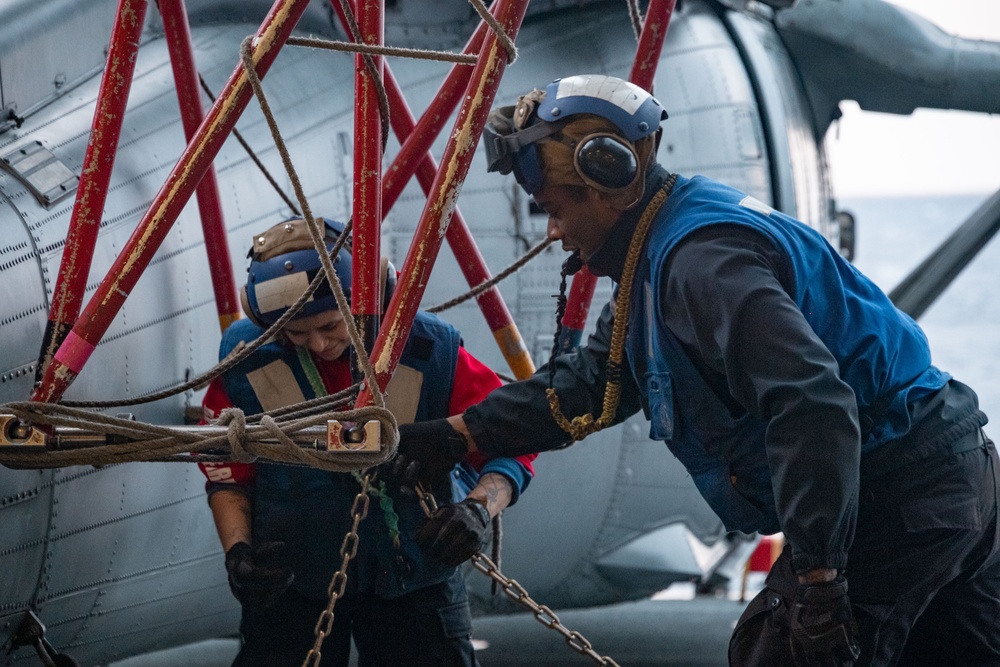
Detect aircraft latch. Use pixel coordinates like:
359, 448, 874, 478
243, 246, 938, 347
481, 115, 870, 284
5, 610, 81, 667
0, 416, 45, 447
327, 420, 381, 452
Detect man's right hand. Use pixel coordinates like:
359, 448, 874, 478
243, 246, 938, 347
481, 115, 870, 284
393, 419, 470, 489
224, 541, 294, 610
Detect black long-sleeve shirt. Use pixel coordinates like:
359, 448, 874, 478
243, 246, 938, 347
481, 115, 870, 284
465, 167, 983, 572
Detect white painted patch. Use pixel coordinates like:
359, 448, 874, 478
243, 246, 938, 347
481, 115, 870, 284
255, 271, 312, 312
739, 195, 775, 216
555, 75, 649, 115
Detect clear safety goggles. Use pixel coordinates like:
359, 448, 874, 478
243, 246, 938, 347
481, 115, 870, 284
483, 116, 562, 195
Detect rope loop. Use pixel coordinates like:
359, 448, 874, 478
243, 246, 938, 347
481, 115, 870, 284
216, 408, 255, 463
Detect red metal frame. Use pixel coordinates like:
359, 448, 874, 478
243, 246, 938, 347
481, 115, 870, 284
30, 0, 673, 407
356, 0, 531, 407
330, 0, 533, 380
31, 0, 314, 404
382, 69, 534, 380
560, 0, 678, 339
379, 10, 493, 214
159, 0, 240, 333
351, 0, 384, 354
36, 0, 149, 381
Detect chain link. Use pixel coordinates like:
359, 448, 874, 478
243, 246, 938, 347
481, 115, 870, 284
302, 473, 372, 667
300, 480, 622, 666
415, 485, 621, 667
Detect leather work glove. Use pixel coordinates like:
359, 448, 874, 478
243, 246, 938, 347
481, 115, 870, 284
395, 419, 469, 488
224, 541, 294, 611
789, 576, 861, 667
415, 498, 491, 567
377, 451, 422, 494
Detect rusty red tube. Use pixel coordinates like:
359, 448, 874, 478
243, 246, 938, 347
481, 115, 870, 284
35, 0, 148, 386
351, 0, 384, 355
383, 68, 534, 380
355, 0, 530, 407
31, 0, 313, 405
379, 6, 493, 214
629, 0, 677, 89
159, 0, 240, 333
560, 0, 677, 349
331, 0, 530, 377
329, 0, 491, 235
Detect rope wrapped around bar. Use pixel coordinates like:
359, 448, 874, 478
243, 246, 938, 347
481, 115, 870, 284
0, 401, 397, 471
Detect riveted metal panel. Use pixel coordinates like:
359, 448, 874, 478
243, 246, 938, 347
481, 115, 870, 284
0, 0, 119, 125
0, 179, 46, 400
0, 470, 52, 615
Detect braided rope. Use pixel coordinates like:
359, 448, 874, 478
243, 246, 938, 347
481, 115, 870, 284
426, 237, 554, 313
626, 0, 645, 41
545, 175, 676, 440
287, 36, 478, 65
467, 0, 518, 62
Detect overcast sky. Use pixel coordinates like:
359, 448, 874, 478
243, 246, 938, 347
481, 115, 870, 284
826, 0, 1000, 197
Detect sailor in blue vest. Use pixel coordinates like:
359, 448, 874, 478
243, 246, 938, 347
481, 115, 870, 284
396, 75, 1000, 667
198, 217, 536, 667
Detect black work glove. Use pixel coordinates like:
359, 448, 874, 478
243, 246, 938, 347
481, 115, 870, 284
415, 498, 491, 567
790, 575, 861, 667
224, 541, 294, 611
377, 451, 422, 494
395, 419, 469, 489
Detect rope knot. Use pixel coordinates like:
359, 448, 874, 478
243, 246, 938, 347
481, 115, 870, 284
217, 408, 256, 463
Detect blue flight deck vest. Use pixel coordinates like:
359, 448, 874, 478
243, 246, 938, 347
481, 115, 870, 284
220, 313, 467, 599
625, 175, 949, 534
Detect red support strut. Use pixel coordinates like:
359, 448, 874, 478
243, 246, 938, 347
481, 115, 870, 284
378, 7, 493, 214
356, 0, 531, 407
560, 0, 678, 348
35, 0, 149, 386
159, 0, 240, 333
331, 0, 532, 379
351, 0, 385, 355
382, 69, 534, 380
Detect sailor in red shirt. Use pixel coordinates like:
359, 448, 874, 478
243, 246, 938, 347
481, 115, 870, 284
199, 217, 535, 667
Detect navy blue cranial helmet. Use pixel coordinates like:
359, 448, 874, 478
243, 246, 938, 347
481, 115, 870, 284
483, 74, 667, 195
241, 217, 352, 327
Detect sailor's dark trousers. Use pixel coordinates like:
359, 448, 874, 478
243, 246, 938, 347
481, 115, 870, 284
232, 568, 478, 667
731, 430, 1000, 667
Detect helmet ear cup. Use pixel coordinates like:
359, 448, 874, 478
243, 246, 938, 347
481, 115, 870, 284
380, 257, 397, 314
240, 284, 269, 329
573, 133, 639, 192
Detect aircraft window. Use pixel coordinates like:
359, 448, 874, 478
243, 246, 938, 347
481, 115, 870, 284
0, 141, 79, 208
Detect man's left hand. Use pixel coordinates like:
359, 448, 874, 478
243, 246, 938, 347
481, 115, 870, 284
415, 498, 491, 567
790, 575, 860, 667
395, 419, 469, 488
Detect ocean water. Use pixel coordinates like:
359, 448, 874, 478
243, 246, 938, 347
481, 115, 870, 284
841, 193, 1000, 436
